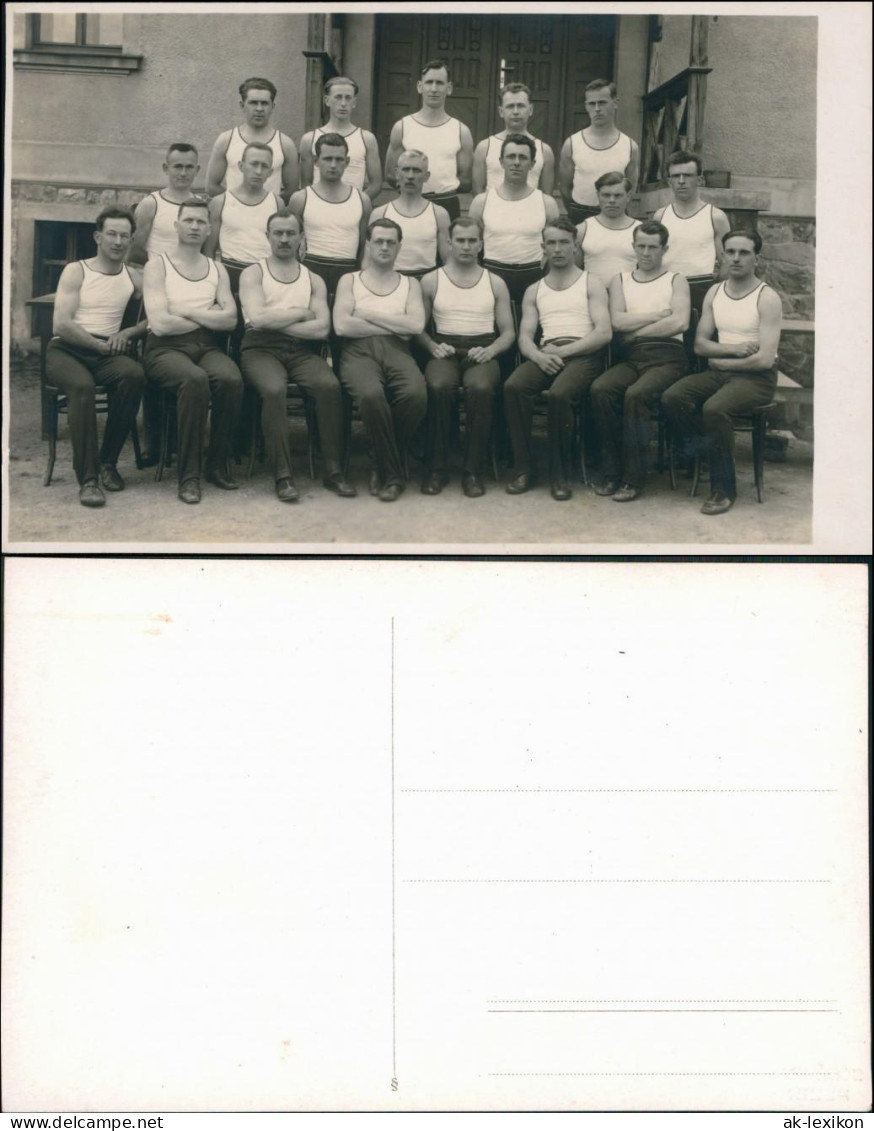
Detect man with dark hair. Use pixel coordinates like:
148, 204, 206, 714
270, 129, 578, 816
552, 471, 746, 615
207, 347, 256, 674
128, 143, 200, 266
472, 82, 555, 194
385, 59, 474, 222
469, 134, 560, 306
576, 171, 638, 286
333, 218, 427, 502
205, 76, 298, 199
370, 150, 450, 279
47, 207, 147, 507
591, 219, 690, 502
300, 76, 382, 199
653, 149, 731, 313
504, 216, 612, 501
238, 210, 355, 502
416, 216, 515, 497
559, 78, 640, 225
142, 198, 243, 504
662, 229, 782, 515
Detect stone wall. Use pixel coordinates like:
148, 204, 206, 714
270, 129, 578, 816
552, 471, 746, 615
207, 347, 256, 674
11, 181, 149, 209
756, 215, 815, 322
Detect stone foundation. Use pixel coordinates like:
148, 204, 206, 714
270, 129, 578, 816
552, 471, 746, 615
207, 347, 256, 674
756, 215, 815, 322
11, 181, 149, 210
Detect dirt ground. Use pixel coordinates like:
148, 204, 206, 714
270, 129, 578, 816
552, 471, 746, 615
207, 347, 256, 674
5, 355, 813, 548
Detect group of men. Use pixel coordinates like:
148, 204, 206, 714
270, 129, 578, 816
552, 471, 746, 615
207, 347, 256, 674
46, 63, 783, 517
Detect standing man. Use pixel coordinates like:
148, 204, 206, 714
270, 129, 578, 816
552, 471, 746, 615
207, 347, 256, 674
576, 171, 639, 286
416, 217, 515, 498
332, 219, 427, 502
299, 76, 382, 199
662, 229, 782, 515
47, 207, 147, 507
469, 134, 560, 307
238, 210, 355, 502
128, 143, 200, 265
503, 217, 612, 501
559, 79, 639, 225
385, 59, 474, 222
370, 150, 450, 279
205, 77, 298, 200
472, 82, 555, 194
590, 220, 690, 502
653, 150, 731, 313
143, 199, 243, 504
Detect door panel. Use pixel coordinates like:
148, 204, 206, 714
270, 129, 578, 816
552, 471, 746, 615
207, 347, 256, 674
563, 15, 618, 138
496, 16, 566, 160
373, 15, 425, 157
425, 14, 497, 145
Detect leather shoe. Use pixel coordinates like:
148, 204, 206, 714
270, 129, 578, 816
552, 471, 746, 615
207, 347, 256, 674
594, 478, 620, 496
79, 480, 106, 508
421, 471, 449, 495
551, 480, 572, 501
379, 482, 403, 502
613, 483, 640, 502
369, 470, 382, 497
178, 478, 201, 504
462, 474, 485, 498
276, 477, 300, 503
323, 474, 357, 498
506, 472, 533, 495
700, 491, 734, 515
205, 467, 239, 490
100, 464, 124, 492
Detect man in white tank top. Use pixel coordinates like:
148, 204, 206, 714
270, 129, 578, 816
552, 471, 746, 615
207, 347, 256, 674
47, 207, 147, 507
143, 199, 243, 504
237, 210, 355, 503
385, 59, 474, 222
472, 82, 556, 195
299, 76, 382, 199
370, 150, 450, 279
654, 150, 731, 314
662, 229, 782, 514
469, 135, 560, 306
591, 220, 690, 502
128, 143, 200, 267
333, 218, 427, 502
576, 171, 639, 285
559, 78, 640, 226
416, 217, 515, 497
504, 217, 611, 500
205, 77, 298, 200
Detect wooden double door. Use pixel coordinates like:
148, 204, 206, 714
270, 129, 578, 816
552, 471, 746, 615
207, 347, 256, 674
374, 14, 616, 167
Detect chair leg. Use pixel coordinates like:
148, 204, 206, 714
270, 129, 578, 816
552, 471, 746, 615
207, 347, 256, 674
304, 398, 317, 481
753, 414, 767, 503
342, 391, 353, 477
247, 397, 260, 480
578, 408, 588, 486
667, 420, 678, 491
131, 419, 144, 470
657, 412, 666, 474
155, 396, 169, 482
43, 401, 58, 486
690, 455, 701, 498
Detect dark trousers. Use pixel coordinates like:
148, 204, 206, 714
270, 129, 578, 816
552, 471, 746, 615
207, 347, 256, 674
45, 339, 145, 485
339, 335, 427, 487
423, 191, 460, 222
144, 329, 243, 485
220, 260, 248, 358
301, 255, 357, 305
504, 347, 605, 478
424, 334, 500, 476
482, 258, 544, 306
591, 339, 688, 487
661, 366, 778, 499
566, 201, 600, 225
239, 331, 343, 481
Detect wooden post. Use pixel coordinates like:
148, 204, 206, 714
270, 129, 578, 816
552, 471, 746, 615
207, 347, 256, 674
305, 14, 328, 131
687, 16, 709, 153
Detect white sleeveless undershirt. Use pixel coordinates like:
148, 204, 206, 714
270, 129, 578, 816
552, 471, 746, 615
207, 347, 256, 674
241, 260, 313, 327
432, 268, 495, 337
713, 281, 768, 347
400, 115, 462, 194
661, 203, 717, 278
219, 191, 278, 266
482, 188, 546, 265
351, 271, 410, 321
146, 191, 189, 259
535, 272, 593, 342
72, 261, 135, 336
578, 217, 638, 285
619, 270, 683, 341
303, 186, 363, 260
570, 130, 633, 207
160, 253, 219, 315
484, 135, 544, 190
384, 200, 438, 273
224, 127, 284, 195
313, 126, 367, 191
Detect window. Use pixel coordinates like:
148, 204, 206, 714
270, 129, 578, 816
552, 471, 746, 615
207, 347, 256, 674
14, 13, 142, 74
31, 221, 96, 333
33, 13, 125, 48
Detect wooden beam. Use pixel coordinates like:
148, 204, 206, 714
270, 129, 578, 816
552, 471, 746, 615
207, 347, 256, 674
690, 15, 709, 67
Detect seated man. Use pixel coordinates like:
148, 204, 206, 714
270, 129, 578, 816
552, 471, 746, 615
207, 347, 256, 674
143, 198, 243, 504
47, 207, 147, 507
238, 210, 355, 502
591, 220, 690, 502
576, 171, 638, 286
332, 218, 427, 502
503, 217, 612, 501
416, 217, 515, 498
661, 229, 782, 515
370, 150, 450, 279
